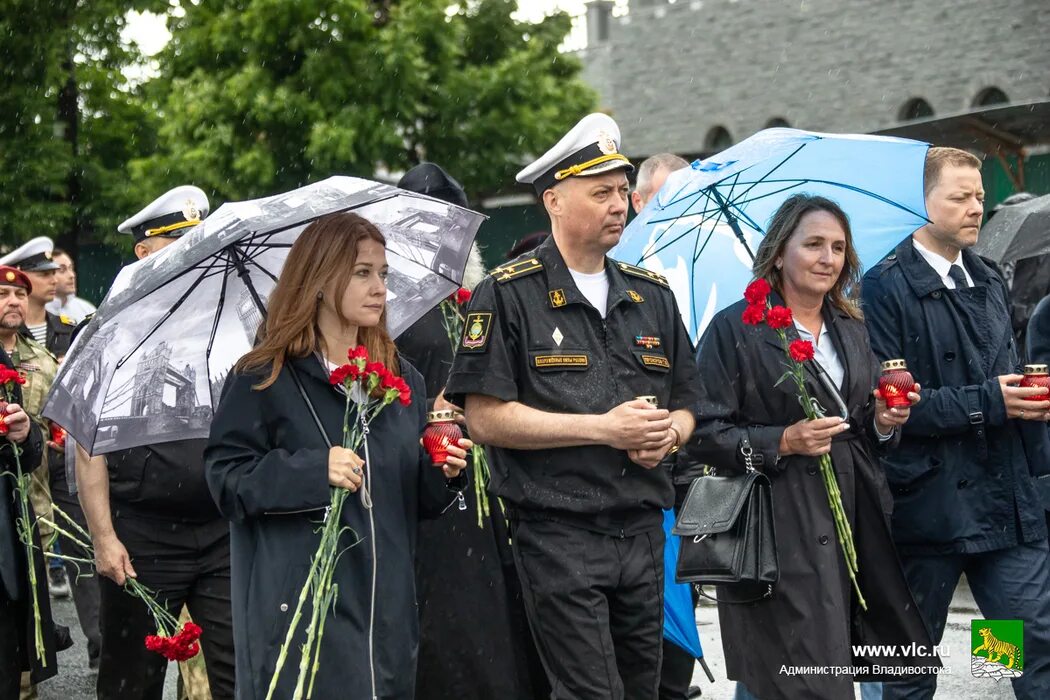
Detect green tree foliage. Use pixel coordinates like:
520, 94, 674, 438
0, 1, 165, 252
134, 0, 596, 203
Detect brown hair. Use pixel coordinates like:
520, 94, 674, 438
236, 212, 398, 390
923, 146, 982, 196
752, 194, 863, 320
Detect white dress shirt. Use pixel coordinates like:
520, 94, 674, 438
794, 319, 845, 391
912, 238, 974, 289
794, 317, 894, 441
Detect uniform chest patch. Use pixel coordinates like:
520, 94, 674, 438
640, 354, 670, 369
533, 354, 589, 370
460, 312, 493, 352
549, 289, 567, 308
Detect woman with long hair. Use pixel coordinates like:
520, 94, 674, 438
205, 212, 470, 699
690, 194, 938, 699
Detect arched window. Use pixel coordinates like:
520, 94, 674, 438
899, 98, 934, 121
765, 117, 791, 128
973, 86, 1008, 107
705, 126, 733, 151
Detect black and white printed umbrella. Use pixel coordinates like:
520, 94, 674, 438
43, 176, 484, 455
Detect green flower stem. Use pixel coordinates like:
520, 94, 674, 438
2, 387, 46, 666
125, 577, 179, 635
472, 445, 490, 528
265, 548, 322, 700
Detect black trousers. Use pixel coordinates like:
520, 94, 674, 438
0, 593, 23, 700
96, 515, 235, 700
512, 518, 665, 700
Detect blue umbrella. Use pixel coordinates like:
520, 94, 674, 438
612, 128, 930, 341
663, 509, 704, 659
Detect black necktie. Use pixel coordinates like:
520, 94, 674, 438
948, 265, 970, 289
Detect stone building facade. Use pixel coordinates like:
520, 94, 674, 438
579, 0, 1050, 159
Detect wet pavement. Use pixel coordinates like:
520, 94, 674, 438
689, 576, 1016, 699
34, 576, 1018, 699
36, 594, 178, 700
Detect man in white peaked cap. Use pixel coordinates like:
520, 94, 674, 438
78, 185, 235, 700
0, 236, 76, 358
445, 114, 699, 698
117, 184, 210, 259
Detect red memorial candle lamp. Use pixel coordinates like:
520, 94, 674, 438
878, 359, 915, 409
1020, 364, 1050, 401
423, 410, 463, 466
49, 422, 66, 448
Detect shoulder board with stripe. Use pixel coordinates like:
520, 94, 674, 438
490, 258, 543, 283
615, 261, 669, 288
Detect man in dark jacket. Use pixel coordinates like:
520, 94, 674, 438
0, 347, 55, 696
862, 147, 1050, 699
76, 186, 235, 700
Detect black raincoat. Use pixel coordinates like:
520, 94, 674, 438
205, 355, 463, 700
690, 297, 939, 700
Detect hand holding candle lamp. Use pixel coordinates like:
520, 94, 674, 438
1020, 365, 1050, 402
423, 410, 472, 478
874, 360, 921, 433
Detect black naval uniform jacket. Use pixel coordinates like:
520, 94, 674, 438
445, 236, 700, 536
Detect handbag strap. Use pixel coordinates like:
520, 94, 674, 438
287, 363, 333, 449
739, 429, 759, 472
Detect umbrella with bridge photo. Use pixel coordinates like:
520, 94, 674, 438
43, 175, 484, 455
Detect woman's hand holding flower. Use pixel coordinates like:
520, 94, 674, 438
328, 446, 365, 492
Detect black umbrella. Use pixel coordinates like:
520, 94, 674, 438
973, 193, 1050, 263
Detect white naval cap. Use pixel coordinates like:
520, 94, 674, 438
515, 113, 634, 196
118, 185, 210, 242
0, 236, 59, 272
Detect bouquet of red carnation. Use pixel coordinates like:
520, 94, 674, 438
267, 345, 410, 700
741, 279, 865, 609
36, 501, 203, 662
0, 367, 47, 664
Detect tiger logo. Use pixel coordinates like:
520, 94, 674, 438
973, 627, 1022, 670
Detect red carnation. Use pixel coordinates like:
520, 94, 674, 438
766, 305, 793, 330
744, 279, 772, 306
395, 378, 412, 406
179, 622, 203, 642
364, 361, 385, 377
0, 368, 26, 388
348, 346, 369, 363
455, 288, 472, 305
380, 369, 398, 390
789, 339, 815, 363
144, 635, 168, 653
741, 303, 766, 326
329, 364, 360, 386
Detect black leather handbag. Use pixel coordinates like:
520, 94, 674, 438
672, 434, 778, 600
